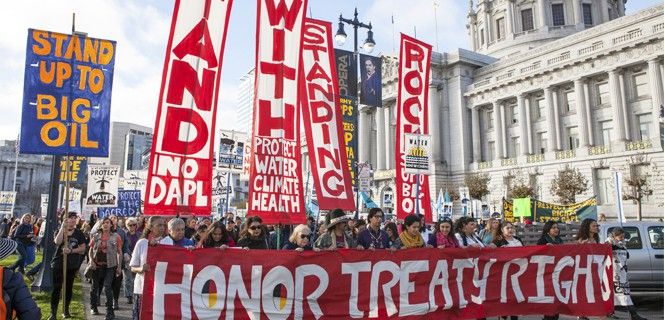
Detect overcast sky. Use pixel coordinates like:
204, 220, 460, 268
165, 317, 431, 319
0, 0, 661, 140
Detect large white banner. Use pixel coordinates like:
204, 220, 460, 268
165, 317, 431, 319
86, 165, 120, 207
403, 133, 432, 174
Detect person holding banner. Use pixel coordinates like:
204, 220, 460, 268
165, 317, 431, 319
394, 214, 430, 249
492, 221, 524, 248
455, 217, 486, 248
577, 218, 601, 244
384, 222, 399, 248
606, 228, 647, 320
88, 217, 123, 319
236, 216, 270, 250
356, 208, 391, 250
159, 219, 194, 248
537, 221, 565, 245
427, 218, 460, 249
200, 221, 235, 249
129, 216, 165, 320
49, 212, 86, 320
282, 224, 317, 251
478, 218, 499, 245
315, 209, 355, 250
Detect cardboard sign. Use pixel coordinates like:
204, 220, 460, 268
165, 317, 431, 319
85, 165, 119, 207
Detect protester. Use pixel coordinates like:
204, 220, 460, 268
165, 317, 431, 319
237, 216, 270, 249
201, 221, 235, 248
89, 217, 123, 319
455, 216, 485, 248
0, 238, 41, 319
418, 214, 432, 244
159, 218, 195, 247
427, 218, 460, 248
0, 218, 7, 238
478, 217, 499, 245
191, 224, 208, 245
123, 217, 141, 305
184, 218, 197, 239
108, 215, 129, 311
605, 227, 647, 320
384, 222, 399, 248
356, 208, 390, 250
8, 214, 35, 274
493, 221, 523, 248
282, 224, 317, 251
394, 214, 428, 249
49, 211, 86, 320
130, 216, 166, 320
315, 209, 354, 250
226, 219, 239, 243
537, 221, 564, 245
577, 218, 600, 244
269, 225, 291, 249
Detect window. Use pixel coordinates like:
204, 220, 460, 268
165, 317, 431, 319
15, 170, 21, 177
552, 3, 565, 26
596, 82, 610, 106
14, 183, 21, 192
595, 168, 613, 205
564, 90, 575, 112
600, 121, 613, 146
633, 72, 649, 98
582, 3, 593, 25
567, 126, 579, 150
537, 132, 547, 154
496, 17, 505, 40
608, 227, 643, 249
637, 114, 651, 141
487, 110, 494, 129
488, 141, 496, 161
535, 98, 546, 119
510, 105, 518, 125
521, 9, 534, 31
510, 137, 520, 157
480, 29, 485, 45
648, 226, 663, 249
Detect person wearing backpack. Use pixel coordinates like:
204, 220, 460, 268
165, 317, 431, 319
0, 237, 41, 319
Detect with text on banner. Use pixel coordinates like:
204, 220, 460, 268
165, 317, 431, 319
20, 29, 116, 157
334, 49, 358, 186
300, 18, 355, 211
395, 34, 433, 222
144, 0, 233, 216
140, 244, 614, 319
247, 0, 308, 224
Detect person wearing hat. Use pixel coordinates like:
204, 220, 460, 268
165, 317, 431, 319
0, 238, 41, 319
314, 209, 355, 250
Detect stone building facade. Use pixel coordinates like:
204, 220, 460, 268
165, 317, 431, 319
359, 2, 663, 220
0, 140, 52, 216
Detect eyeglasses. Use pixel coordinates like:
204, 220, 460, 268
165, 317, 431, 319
300, 234, 310, 239
372, 215, 384, 220
249, 225, 261, 231
128, 224, 137, 227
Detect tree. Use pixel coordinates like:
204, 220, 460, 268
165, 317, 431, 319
465, 173, 491, 200
507, 181, 536, 200
550, 166, 588, 204
623, 164, 655, 221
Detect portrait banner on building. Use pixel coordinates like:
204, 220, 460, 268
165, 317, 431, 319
359, 53, 382, 107
502, 197, 598, 223
403, 133, 432, 174
334, 49, 358, 186
140, 244, 614, 319
20, 29, 116, 157
85, 165, 119, 207
144, 0, 233, 216
247, 0, 308, 224
395, 34, 433, 222
97, 190, 141, 217
300, 18, 355, 211
0, 192, 17, 215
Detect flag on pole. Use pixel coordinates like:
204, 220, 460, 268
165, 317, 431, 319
361, 192, 378, 209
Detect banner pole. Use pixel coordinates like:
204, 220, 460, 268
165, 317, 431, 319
61, 156, 70, 311
354, 162, 360, 220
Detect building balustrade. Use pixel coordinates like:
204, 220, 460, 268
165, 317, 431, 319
526, 154, 545, 163
588, 145, 611, 155
501, 158, 517, 167
478, 161, 493, 170
555, 150, 576, 160
547, 51, 570, 65
612, 28, 643, 45
625, 140, 653, 151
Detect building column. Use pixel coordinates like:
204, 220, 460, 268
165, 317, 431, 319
574, 78, 590, 147
618, 70, 631, 140
648, 58, 663, 142
600, 0, 610, 22
428, 84, 441, 164
375, 108, 386, 170
618, 0, 626, 17
524, 96, 534, 154
383, 106, 393, 169
517, 94, 529, 155
471, 106, 482, 161
572, 0, 583, 28
608, 69, 627, 142
506, 0, 515, 36
544, 87, 557, 152
550, 88, 562, 150
358, 109, 371, 163
484, 12, 491, 45
492, 101, 504, 159
583, 80, 594, 145
499, 102, 508, 158
469, 21, 477, 51
537, 0, 548, 28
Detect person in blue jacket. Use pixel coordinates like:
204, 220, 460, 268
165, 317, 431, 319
0, 237, 41, 319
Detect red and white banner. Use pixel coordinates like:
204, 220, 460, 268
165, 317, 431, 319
300, 18, 355, 211
247, 0, 308, 224
144, 0, 233, 216
141, 244, 614, 319
395, 34, 433, 222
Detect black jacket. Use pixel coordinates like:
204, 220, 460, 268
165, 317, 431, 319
237, 235, 269, 249
2, 268, 40, 319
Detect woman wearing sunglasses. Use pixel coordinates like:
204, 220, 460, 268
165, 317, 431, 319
282, 224, 319, 251
237, 216, 270, 249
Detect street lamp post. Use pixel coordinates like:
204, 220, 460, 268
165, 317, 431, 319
335, 7, 375, 219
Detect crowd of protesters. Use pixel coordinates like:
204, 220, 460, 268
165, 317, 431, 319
0, 206, 648, 320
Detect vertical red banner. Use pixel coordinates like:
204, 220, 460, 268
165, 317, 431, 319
247, 0, 308, 224
144, 0, 233, 216
300, 18, 355, 211
395, 34, 433, 222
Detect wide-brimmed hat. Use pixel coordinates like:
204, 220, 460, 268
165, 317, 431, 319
0, 238, 17, 261
326, 209, 350, 230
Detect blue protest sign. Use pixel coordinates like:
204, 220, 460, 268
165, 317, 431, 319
97, 190, 141, 217
20, 29, 116, 156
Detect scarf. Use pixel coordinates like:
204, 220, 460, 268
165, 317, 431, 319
436, 233, 459, 248
330, 231, 348, 249
399, 231, 423, 248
